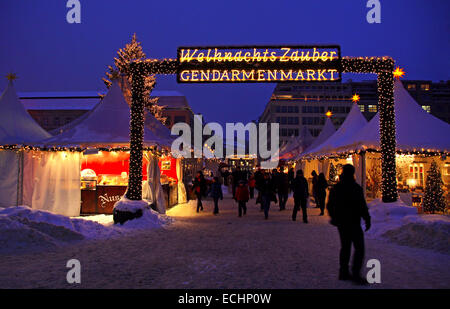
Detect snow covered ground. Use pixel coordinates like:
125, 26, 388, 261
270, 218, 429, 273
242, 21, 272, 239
0, 205, 171, 255
366, 199, 450, 254
0, 193, 448, 288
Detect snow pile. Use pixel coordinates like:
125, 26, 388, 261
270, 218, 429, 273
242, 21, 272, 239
0, 205, 171, 254
367, 199, 450, 254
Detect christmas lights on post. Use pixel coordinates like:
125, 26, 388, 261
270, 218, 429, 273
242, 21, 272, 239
113, 62, 148, 224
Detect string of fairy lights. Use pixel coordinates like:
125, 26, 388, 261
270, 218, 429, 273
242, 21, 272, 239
0, 57, 418, 203
119, 56, 400, 202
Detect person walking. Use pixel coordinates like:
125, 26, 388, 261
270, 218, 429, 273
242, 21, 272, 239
327, 164, 371, 285
232, 167, 243, 200
277, 170, 289, 211
288, 168, 295, 193
193, 171, 206, 213
248, 174, 256, 199
317, 173, 328, 216
254, 167, 264, 210
311, 170, 319, 207
260, 172, 276, 220
291, 170, 309, 223
210, 177, 223, 215
235, 180, 250, 217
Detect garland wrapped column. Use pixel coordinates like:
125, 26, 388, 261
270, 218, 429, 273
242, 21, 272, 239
377, 70, 397, 202
342, 57, 397, 203
126, 62, 145, 200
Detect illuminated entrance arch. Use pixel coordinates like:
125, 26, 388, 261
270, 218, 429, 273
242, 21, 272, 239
125, 45, 397, 204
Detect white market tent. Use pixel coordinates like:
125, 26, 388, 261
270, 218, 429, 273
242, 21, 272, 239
297, 80, 450, 199
0, 80, 51, 145
301, 117, 336, 156
280, 126, 315, 160
301, 102, 368, 158
42, 81, 173, 149
0, 80, 52, 207
333, 80, 450, 154
0, 80, 182, 216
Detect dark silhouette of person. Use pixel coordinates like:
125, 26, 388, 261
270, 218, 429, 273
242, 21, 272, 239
317, 173, 328, 216
232, 167, 244, 200
276, 170, 289, 211
291, 170, 309, 223
254, 167, 264, 210
193, 171, 206, 213
311, 170, 319, 207
288, 168, 295, 192
235, 180, 249, 217
327, 164, 371, 285
210, 177, 223, 215
260, 172, 276, 219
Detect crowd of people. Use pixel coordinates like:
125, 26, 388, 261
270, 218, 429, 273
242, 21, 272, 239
191, 164, 372, 285
193, 166, 332, 221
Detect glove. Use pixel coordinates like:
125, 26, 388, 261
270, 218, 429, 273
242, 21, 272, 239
365, 219, 371, 232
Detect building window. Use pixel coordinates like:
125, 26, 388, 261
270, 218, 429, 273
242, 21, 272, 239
359, 105, 365, 112
421, 105, 431, 113
407, 84, 416, 90
420, 84, 430, 91
368, 105, 377, 113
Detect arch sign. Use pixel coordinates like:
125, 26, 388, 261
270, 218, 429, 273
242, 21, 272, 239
177, 45, 341, 83
125, 45, 398, 205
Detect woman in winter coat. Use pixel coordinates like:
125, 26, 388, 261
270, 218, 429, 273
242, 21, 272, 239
210, 177, 223, 215
193, 171, 206, 213
235, 180, 250, 217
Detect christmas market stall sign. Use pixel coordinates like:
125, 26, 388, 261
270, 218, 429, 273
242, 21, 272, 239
176, 45, 342, 83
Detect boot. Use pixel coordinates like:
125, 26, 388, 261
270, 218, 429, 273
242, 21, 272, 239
339, 269, 351, 281
351, 274, 369, 285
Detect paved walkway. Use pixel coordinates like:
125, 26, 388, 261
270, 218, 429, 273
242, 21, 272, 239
0, 192, 449, 288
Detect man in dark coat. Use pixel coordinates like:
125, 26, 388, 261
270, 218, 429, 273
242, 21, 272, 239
327, 164, 371, 285
277, 170, 289, 211
291, 170, 309, 223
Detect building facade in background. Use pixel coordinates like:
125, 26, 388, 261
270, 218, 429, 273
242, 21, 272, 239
259, 80, 450, 145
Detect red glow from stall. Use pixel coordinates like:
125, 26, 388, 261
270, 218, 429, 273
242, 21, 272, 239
81, 151, 148, 180
159, 156, 178, 182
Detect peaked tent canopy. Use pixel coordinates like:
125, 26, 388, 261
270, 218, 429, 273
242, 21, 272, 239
339, 80, 450, 153
301, 102, 368, 158
280, 126, 314, 160
0, 81, 51, 144
42, 81, 173, 148
300, 117, 336, 157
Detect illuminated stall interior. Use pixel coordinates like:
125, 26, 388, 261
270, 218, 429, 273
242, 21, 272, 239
42, 81, 177, 215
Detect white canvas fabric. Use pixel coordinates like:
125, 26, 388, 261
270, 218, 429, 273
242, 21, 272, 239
143, 152, 166, 214
0, 150, 20, 207
22, 151, 81, 216
176, 158, 187, 204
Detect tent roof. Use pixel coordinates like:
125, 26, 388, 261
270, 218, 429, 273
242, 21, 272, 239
0, 81, 51, 145
42, 81, 173, 148
302, 102, 368, 157
280, 126, 315, 159
301, 117, 336, 156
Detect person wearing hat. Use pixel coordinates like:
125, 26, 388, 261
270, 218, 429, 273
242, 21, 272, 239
234, 180, 250, 217
327, 164, 371, 285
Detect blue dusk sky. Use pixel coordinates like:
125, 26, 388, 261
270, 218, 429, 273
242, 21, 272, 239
0, 0, 449, 125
